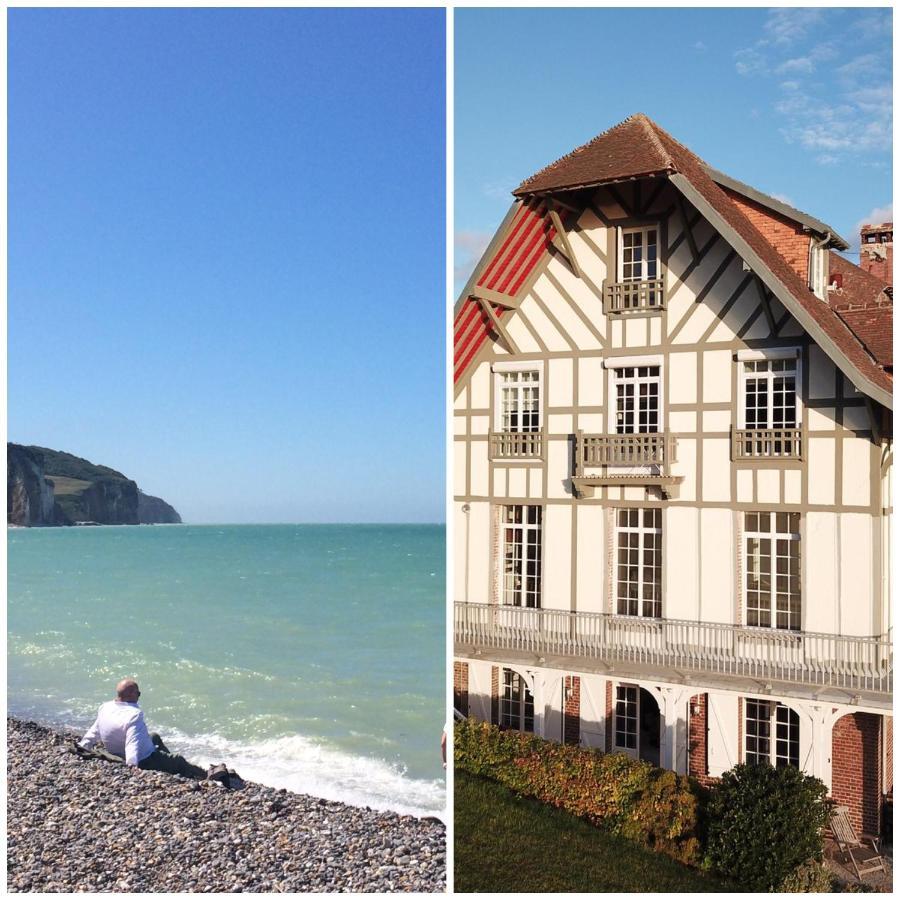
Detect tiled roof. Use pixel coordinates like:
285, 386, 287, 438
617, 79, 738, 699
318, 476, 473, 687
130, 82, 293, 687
828, 253, 892, 369
513, 114, 674, 196
509, 114, 892, 402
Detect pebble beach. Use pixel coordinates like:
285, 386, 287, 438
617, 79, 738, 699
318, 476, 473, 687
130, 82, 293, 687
7, 718, 447, 893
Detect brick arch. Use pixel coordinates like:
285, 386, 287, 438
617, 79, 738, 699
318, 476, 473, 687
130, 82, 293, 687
831, 712, 882, 835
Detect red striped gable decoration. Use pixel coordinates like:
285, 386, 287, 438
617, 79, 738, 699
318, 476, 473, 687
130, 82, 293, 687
453, 113, 892, 409
454, 200, 567, 383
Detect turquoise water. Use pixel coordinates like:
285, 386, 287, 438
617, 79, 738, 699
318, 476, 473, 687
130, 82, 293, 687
8, 524, 446, 816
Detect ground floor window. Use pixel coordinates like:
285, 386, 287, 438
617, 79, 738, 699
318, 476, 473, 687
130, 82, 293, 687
614, 684, 638, 750
745, 699, 799, 768
500, 668, 534, 733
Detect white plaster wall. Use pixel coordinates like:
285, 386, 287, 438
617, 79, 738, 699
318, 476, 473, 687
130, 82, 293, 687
548, 358, 574, 409
576, 504, 606, 614
842, 438, 871, 507
579, 675, 607, 749
808, 438, 836, 505
804, 512, 838, 633
466, 502, 492, 605
707, 692, 739, 777
543, 504, 572, 611
468, 660, 494, 723
665, 507, 699, 620
470, 362, 491, 409
700, 508, 734, 624
701, 438, 731, 501
668, 352, 697, 405
839, 513, 874, 636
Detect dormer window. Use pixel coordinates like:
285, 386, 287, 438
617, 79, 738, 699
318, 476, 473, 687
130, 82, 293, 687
604, 224, 665, 314
619, 225, 658, 283
808, 239, 828, 300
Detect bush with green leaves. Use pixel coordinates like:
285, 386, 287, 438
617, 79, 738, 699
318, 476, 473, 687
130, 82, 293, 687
454, 718, 702, 865
704, 763, 829, 891
778, 859, 835, 893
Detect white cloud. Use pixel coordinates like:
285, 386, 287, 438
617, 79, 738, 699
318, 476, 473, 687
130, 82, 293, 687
776, 57, 815, 75
482, 180, 514, 200
815, 154, 839, 166
735, 44, 769, 76
764, 8, 826, 44
857, 204, 893, 231
694, 40, 707, 52
837, 53, 883, 80
770, 192, 796, 206
454, 230, 493, 284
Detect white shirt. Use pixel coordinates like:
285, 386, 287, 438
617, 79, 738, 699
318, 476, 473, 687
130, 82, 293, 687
79, 700, 156, 766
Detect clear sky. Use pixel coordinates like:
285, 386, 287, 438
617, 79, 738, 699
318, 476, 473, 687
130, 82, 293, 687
9, 8, 445, 524
455, 7, 892, 292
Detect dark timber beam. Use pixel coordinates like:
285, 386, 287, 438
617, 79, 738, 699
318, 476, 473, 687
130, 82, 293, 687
471, 285, 520, 310
677, 195, 700, 262
864, 396, 883, 445
755, 276, 778, 334
476, 295, 519, 355
547, 204, 582, 278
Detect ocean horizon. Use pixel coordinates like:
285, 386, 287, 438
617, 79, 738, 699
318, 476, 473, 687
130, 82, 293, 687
8, 523, 446, 817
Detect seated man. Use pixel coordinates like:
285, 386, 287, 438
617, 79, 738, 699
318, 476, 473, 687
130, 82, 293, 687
79, 678, 207, 779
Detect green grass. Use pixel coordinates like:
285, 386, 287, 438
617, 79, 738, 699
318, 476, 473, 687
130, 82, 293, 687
455, 771, 734, 893
45, 476, 91, 496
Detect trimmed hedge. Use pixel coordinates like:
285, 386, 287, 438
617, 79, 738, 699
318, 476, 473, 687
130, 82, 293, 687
454, 718, 702, 865
703, 763, 830, 891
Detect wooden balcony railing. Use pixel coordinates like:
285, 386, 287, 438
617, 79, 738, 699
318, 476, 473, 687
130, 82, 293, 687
604, 279, 665, 314
489, 431, 544, 460
455, 602, 892, 696
732, 427, 803, 461
576, 431, 675, 475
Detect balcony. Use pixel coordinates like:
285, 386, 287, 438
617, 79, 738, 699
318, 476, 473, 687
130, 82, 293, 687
455, 602, 892, 699
573, 431, 682, 498
489, 431, 544, 461
603, 279, 665, 314
732, 427, 803, 461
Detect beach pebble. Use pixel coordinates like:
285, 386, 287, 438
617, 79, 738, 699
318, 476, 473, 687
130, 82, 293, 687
7, 718, 445, 893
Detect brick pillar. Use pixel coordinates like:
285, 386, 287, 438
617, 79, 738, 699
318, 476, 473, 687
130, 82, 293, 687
563, 676, 581, 745
832, 712, 882, 835
490, 666, 499, 726
688, 693, 708, 780
605, 681, 613, 752
885, 716, 893, 797
453, 662, 469, 717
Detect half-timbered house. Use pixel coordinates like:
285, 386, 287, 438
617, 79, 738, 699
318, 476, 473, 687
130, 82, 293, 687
453, 114, 893, 836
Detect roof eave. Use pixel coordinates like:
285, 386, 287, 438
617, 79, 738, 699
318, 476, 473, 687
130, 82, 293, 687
670, 173, 892, 410
704, 165, 850, 251
513, 168, 674, 199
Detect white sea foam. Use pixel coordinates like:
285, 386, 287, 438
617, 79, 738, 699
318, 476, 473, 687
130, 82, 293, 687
164, 727, 446, 819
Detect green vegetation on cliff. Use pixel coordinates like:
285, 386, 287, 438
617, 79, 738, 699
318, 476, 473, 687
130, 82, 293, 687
7, 444, 181, 526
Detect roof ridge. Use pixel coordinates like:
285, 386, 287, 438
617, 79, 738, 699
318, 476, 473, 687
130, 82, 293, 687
636, 114, 676, 170
515, 113, 671, 194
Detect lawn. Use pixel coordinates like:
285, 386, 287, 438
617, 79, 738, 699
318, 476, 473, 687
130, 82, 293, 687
455, 771, 734, 893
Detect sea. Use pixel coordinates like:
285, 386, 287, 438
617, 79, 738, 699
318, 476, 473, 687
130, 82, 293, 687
7, 523, 446, 817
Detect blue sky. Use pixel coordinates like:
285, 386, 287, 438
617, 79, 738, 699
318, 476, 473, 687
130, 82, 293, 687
455, 7, 892, 291
9, 8, 445, 524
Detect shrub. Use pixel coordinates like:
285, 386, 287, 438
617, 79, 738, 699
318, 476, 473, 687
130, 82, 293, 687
778, 859, 835, 893
704, 763, 830, 891
454, 718, 702, 865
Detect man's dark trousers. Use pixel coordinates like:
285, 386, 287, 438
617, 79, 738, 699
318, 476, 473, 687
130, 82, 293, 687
137, 733, 207, 779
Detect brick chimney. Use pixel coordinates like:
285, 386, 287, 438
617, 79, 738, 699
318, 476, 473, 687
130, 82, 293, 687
859, 222, 892, 287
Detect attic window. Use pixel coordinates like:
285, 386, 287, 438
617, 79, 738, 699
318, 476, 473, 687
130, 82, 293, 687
808, 240, 827, 300
605, 225, 665, 314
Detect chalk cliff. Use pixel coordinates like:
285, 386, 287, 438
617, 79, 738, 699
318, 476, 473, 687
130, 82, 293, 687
7, 444, 181, 526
